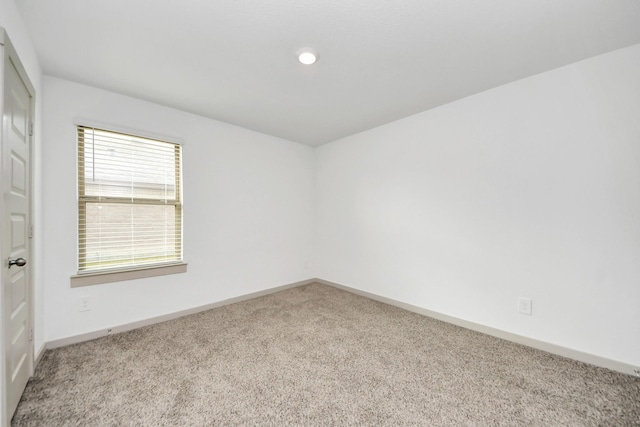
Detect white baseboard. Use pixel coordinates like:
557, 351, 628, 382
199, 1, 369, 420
42, 277, 638, 377
315, 278, 639, 378
47, 278, 316, 349
34, 342, 47, 369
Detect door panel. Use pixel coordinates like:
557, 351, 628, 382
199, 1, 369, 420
11, 155, 26, 195
3, 45, 32, 421
11, 215, 26, 250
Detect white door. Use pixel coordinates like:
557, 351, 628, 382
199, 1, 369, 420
1, 30, 33, 423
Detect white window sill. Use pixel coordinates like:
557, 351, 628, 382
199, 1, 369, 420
70, 262, 188, 287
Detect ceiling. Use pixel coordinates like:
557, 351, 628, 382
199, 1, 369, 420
16, 0, 640, 146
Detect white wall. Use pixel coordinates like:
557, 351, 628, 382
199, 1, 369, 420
316, 44, 640, 367
42, 76, 314, 342
0, 0, 43, 422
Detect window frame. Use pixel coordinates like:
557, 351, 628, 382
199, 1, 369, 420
71, 123, 187, 287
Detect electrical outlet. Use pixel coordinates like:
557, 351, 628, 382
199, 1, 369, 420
79, 296, 92, 312
518, 297, 532, 315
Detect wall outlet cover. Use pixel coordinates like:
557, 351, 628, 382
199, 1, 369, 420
79, 296, 92, 312
518, 297, 532, 315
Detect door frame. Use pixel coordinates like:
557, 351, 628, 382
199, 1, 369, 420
0, 27, 36, 425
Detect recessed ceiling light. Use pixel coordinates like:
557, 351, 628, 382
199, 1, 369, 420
297, 48, 318, 65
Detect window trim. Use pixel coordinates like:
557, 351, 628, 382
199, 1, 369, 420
73, 119, 184, 147
72, 121, 186, 286
70, 262, 188, 287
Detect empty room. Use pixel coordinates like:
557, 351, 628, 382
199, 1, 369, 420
1, 0, 639, 425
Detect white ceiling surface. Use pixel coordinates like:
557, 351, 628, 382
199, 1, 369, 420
17, 0, 640, 146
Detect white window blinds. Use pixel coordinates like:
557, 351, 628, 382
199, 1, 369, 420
77, 126, 182, 272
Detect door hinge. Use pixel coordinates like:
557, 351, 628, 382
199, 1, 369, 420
29, 328, 33, 342
29, 121, 34, 136
28, 224, 34, 239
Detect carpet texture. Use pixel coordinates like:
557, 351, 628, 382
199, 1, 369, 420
13, 283, 640, 426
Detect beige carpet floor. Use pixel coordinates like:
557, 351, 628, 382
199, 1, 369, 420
12, 283, 640, 426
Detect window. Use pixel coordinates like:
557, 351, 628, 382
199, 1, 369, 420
73, 125, 184, 286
